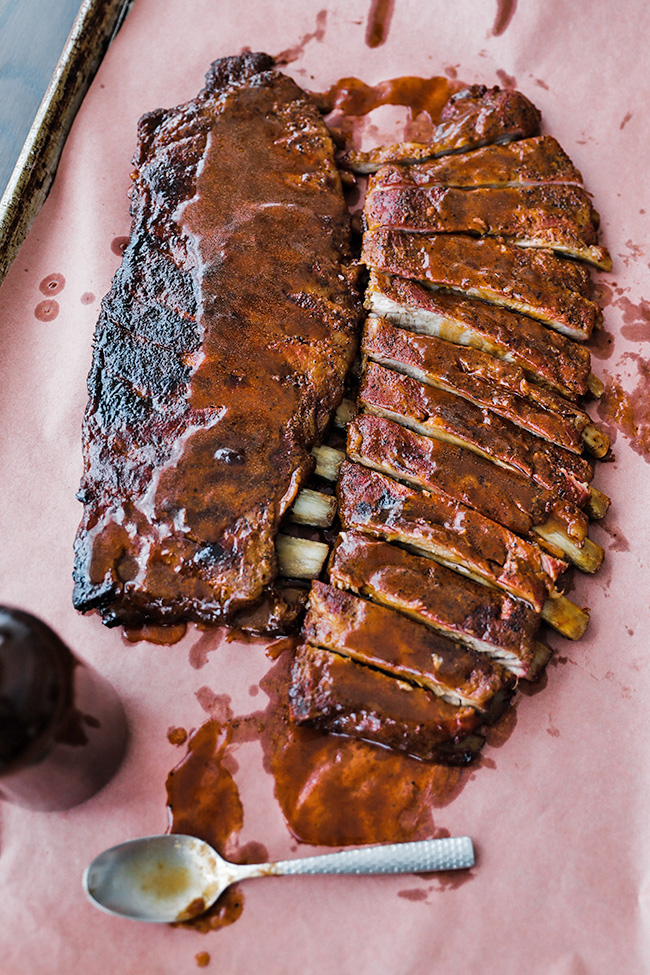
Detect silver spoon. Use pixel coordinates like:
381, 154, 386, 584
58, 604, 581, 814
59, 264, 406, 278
83, 833, 475, 923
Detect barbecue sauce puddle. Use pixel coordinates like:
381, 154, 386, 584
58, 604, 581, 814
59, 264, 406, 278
167, 644, 508, 932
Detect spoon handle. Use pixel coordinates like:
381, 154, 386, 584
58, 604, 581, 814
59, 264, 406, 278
264, 836, 474, 878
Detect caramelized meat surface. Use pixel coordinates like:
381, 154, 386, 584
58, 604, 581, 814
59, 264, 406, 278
361, 317, 598, 456
341, 85, 541, 173
73, 53, 361, 626
347, 413, 589, 547
364, 183, 610, 269
367, 137, 584, 189
337, 461, 565, 612
304, 581, 515, 711
361, 229, 601, 339
289, 644, 485, 764
329, 532, 542, 677
365, 270, 593, 399
358, 361, 593, 506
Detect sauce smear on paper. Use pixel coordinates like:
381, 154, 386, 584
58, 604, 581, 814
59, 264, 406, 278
317, 75, 464, 148
165, 646, 502, 928
365, 0, 395, 48
597, 359, 650, 458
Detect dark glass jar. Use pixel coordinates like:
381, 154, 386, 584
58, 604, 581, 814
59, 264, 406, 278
0, 607, 128, 811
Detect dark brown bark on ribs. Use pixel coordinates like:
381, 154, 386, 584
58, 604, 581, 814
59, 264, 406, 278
366, 137, 584, 189
363, 183, 610, 269
358, 361, 593, 507
361, 229, 602, 339
304, 581, 515, 711
361, 317, 601, 458
365, 270, 593, 400
341, 85, 541, 173
328, 531, 542, 677
289, 644, 485, 764
73, 53, 362, 627
337, 461, 565, 612
347, 413, 590, 548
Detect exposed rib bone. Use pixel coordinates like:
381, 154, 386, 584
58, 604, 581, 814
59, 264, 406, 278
276, 534, 329, 579
289, 488, 337, 527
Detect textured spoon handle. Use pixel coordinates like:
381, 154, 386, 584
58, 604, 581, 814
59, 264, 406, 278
270, 836, 474, 877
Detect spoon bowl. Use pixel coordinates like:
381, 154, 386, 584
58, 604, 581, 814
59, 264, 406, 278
84, 832, 475, 923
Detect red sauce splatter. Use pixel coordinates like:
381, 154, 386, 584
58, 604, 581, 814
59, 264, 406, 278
598, 521, 630, 552
167, 717, 246, 933
397, 888, 428, 901
189, 630, 223, 670
34, 299, 59, 321
110, 236, 129, 256
316, 75, 463, 152
275, 9, 327, 64
365, 0, 395, 48
495, 68, 517, 89
195, 688, 232, 721
492, 0, 518, 35
195, 952, 211, 968
39, 273, 65, 295
81, 292, 96, 305
620, 112, 633, 130
167, 726, 188, 746
597, 360, 650, 459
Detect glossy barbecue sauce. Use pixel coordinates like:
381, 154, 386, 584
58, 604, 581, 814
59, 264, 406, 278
315, 75, 463, 148
167, 647, 497, 930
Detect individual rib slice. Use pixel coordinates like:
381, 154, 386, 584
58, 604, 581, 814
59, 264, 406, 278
361, 229, 602, 340
336, 462, 588, 639
362, 317, 607, 458
366, 137, 584, 189
365, 270, 595, 400
347, 413, 604, 572
304, 582, 514, 711
289, 643, 485, 764
341, 85, 541, 173
363, 183, 610, 269
337, 461, 559, 609
329, 531, 543, 678
358, 361, 594, 507
72, 53, 361, 628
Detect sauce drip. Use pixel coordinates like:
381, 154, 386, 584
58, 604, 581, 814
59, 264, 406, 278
39, 272, 65, 295
365, 0, 395, 48
123, 622, 187, 646
492, 0, 518, 36
34, 299, 59, 322
166, 647, 506, 929
110, 236, 129, 256
597, 357, 650, 459
316, 75, 463, 150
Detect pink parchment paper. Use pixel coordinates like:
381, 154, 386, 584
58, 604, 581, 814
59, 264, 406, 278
0, 1, 649, 972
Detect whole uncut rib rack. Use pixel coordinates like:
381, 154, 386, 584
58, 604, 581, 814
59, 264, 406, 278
73, 53, 361, 628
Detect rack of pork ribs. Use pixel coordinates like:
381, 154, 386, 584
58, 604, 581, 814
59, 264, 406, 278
286, 84, 612, 765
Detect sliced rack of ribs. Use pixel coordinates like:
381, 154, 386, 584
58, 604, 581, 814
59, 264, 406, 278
289, 82, 611, 765
73, 54, 362, 628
